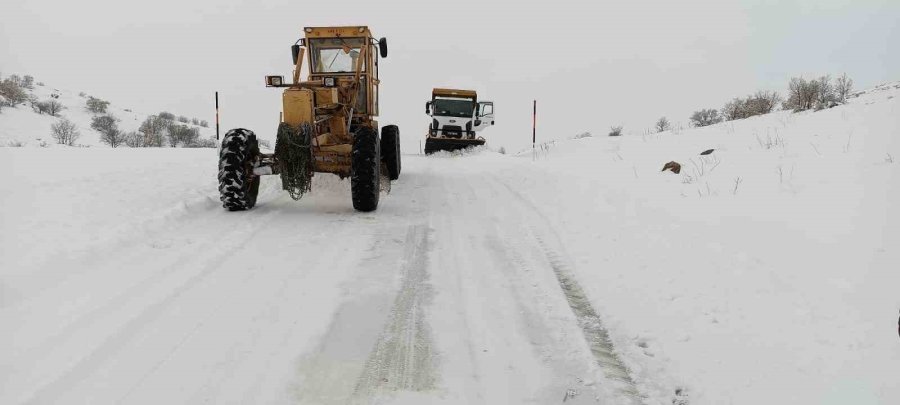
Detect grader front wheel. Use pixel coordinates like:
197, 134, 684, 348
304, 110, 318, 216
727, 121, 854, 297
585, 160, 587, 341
351, 127, 381, 212
218, 128, 260, 211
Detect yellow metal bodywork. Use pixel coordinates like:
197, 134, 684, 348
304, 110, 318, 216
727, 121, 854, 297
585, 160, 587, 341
276, 26, 382, 177
432, 88, 477, 100
282, 89, 314, 127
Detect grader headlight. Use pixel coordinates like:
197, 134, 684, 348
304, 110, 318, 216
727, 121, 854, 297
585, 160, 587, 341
265, 75, 284, 87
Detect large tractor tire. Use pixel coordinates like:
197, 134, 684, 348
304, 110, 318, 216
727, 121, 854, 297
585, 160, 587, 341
218, 128, 260, 211
351, 126, 381, 212
380, 125, 401, 180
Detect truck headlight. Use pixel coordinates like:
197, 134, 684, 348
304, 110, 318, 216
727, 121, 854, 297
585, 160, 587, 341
324, 77, 336, 87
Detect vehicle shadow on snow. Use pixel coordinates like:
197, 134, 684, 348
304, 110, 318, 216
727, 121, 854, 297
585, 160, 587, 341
248, 174, 414, 217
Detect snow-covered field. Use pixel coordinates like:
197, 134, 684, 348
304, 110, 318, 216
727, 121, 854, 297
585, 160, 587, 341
1, 82, 898, 404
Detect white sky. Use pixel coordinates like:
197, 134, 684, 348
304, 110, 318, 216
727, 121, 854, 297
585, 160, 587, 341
2, 0, 897, 152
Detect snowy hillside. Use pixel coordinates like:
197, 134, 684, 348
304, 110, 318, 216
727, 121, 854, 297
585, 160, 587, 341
0, 81, 215, 147
0, 81, 898, 404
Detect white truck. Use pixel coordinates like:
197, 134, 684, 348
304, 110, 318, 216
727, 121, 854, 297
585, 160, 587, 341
424, 88, 494, 154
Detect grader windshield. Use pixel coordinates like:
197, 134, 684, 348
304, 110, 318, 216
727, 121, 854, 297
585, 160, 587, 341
309, 38, 367, 74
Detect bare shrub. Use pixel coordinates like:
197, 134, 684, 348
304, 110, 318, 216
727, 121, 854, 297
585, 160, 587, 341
814, 75, 837, 110
124, 131, 144, 147
92, 114, 125, 147
0, 79, 28, 106
609, 126, 623, 136
177, 115, 189, 123
745, 91, 781, 115
722, 98, 747, 121
199, 120, 209, 128
835, 73, 853, 104
139, 115, 167, 147
86, 96, 110, 114
784, 77, 818, 112
655, 116, 671, 133
690, 108, 722, 127
51, 118, 81, 145
158, 111, 175, 121
45, 100, 64, 116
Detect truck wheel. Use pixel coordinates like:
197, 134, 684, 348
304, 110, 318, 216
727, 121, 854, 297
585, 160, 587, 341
380, 125, 401, 180
218, 128, 259, 211
351, 126, 380, 212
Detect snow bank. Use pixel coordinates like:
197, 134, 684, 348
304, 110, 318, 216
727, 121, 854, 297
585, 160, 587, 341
497, 82, 900, 403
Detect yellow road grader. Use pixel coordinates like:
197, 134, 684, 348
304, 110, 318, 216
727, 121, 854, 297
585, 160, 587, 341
218, 26, 400, 212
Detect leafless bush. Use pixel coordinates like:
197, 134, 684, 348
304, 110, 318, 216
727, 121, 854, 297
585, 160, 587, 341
124, 131, 144, 147
745, 91, 781, 115
608, 125, 623, 136
200, 120, 209, 128
167, 124, 200, 147
139, 115, 167, 147
44, 100, 64, 116
722, 98, 746, 121
784, 77, 817, 112
5, 140, 25, 147
885, 153, 893, 164
690, 109, 722, 127
92, 114, 125, 147
51, 118, 81, 145
814, 75, 837, 110
0, 79, 27, 106
158, 111, 175, 121
655, 117, 671, 133
22, 75, 34, 89
835, 73, 853, 104
86, 96, 110, 114
177, 115, 189, 123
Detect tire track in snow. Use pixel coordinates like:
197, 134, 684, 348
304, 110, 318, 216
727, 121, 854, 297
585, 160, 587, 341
19, 211, 281, 404
352, 224, 437, 399
489, 175, 644, 404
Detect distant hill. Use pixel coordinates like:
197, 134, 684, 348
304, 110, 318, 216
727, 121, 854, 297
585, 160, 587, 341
0, 77, 216, 147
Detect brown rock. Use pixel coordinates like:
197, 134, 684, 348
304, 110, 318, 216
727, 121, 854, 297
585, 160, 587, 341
661, 161, 682, 174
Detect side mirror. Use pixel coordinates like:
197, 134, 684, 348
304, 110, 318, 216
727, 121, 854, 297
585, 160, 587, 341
291, 45, 301, 65
425, 101, 431, 114
379, 37, 388, 58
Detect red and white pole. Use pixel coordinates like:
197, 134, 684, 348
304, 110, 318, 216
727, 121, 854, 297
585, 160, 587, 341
215, 91, 220, 140
532, 99, 537, 161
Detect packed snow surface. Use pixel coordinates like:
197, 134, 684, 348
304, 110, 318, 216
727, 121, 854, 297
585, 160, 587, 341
1, 82, 898, 404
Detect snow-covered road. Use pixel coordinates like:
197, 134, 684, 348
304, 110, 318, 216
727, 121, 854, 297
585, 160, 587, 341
4, 83, 899, 405
1, 150, 639, 404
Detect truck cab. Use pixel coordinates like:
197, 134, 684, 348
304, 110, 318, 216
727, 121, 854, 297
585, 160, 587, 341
426, 89, 494, 139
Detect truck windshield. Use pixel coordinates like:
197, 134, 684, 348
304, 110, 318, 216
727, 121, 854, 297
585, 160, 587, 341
309, 38, 367, 74
432, 98, 474, 118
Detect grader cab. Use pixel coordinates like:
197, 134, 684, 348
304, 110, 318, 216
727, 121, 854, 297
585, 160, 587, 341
218, 26, 401, 212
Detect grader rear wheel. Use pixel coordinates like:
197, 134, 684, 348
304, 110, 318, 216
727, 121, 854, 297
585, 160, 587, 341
351, 126, 381, 212
380, 125, 401, 180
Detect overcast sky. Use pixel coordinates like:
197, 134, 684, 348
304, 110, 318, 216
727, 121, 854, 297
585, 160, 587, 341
2, 0, 897, 152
